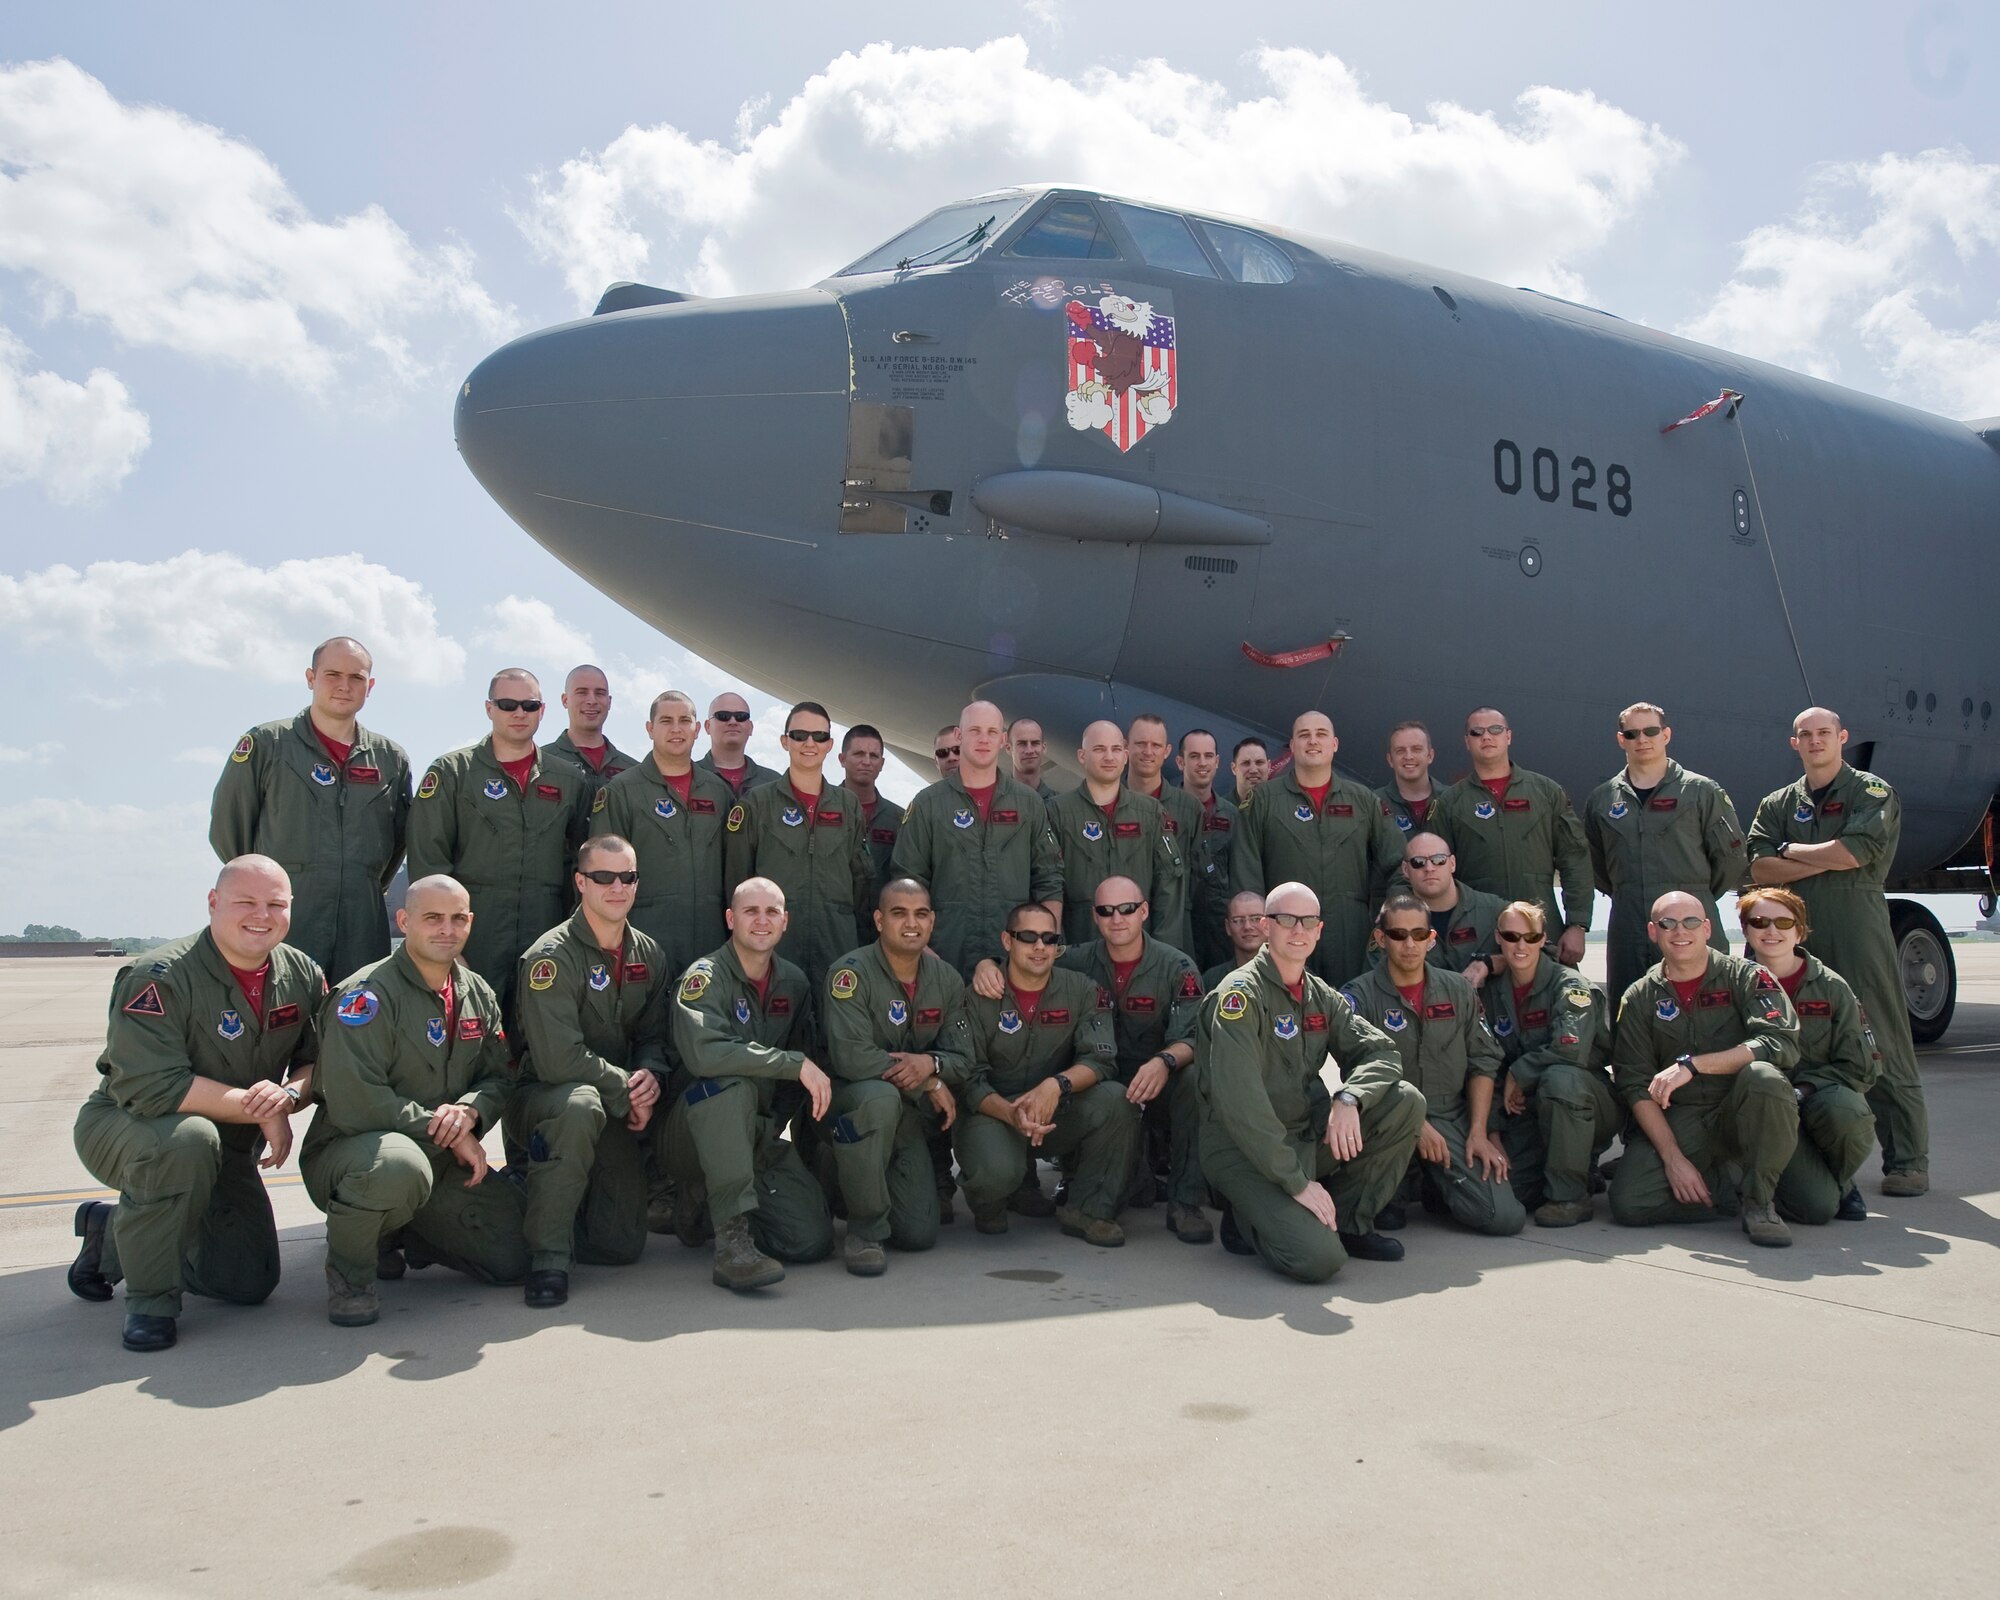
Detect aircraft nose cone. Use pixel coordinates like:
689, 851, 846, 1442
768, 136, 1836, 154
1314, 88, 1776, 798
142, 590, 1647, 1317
455, 289, 850, 569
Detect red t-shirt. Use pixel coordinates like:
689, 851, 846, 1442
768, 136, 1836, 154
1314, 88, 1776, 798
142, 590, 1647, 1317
1670, 977, 1702, 1009
1300, 781, 1330, 813
499, 754, 535, 791
714, 764, 748, 791
1285, 979, 1306, 1005
1012, 983, 1044, 1024
574, 742, 610, 773
226, 961, 270, 1017
662, 769, 693, 804
788, 779, 822, 811
438, 974, 455, 1020
1396, 981, 1426, 1010
1774, 963, 1807, 999
1110, 957, 1140, 996
313, 728, 353, 769
1407, 796, 1431, 825
747, 968, 772, 1011
1481, 774, 1511, 800
1513, 983, 1534, 1014
963, 781, 996, 822
902, 979, 920, 1002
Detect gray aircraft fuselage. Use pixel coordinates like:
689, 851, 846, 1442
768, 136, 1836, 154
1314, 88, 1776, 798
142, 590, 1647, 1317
455, 185, 2000, 884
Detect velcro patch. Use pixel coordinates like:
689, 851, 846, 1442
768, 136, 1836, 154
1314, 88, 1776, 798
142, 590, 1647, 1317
679, 969, 711, 1002
417, 771, 440, 800
265, 1003, 300, 1030
769, 995, 793, 1016
1449, 926, 1476, 943
1824, 801, 1846, 815
1564, 987, 1593, 1009
871, 828, 895, 844
1753, 968, 1780, 992
1125, 995, 1157, 1014
123, 982, 166, 1017
1113, 820, 1141, 838
690, 797, 717, 814
1179, 971, 1201, 999
916, 1007, 941, 1025
1424, 1003, 1456, 1020
816, 809, 843, 825
1699, 988, 1732, 1008
528, 959, 557, 992
726, 805, 745, 833
335, 989, 379, 1027
1522, 1008, 1549, 1028
1327, 804, 1354, 817
349, 765, 381, 784
1503, 798, 1531, 811
1204, 814, 1231, 832
1040, 1008, 1071, 1025
993, 809, 1019, 825
831, 968, 859, 1001
1649, 795, 1678, 810
458, 1016, 485, 1041
536, 783, 563, 801
622, 963, 649, 984
231, 734, 254, 764
1305, 1013, 1328, 1032
1798, 1000, 1832, 1016
1218, 989, 1249, 1021
592, 789, 607, 814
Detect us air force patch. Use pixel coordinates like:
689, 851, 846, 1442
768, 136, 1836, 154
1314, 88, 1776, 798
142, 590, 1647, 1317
528, 959, 557, 992
231, 734, 254, 764
781, 805, 805, 828
1864, 780, 1889, 799
216, 1008, 244, 1041
1394, 813, 1412, 831
1081, 820, 1104, 843
1473, 801, 1497, 821
733, 996, 752, 1025
952, 808, 975, 830
426, 1016, 446, 1047
1383, 1008, 1408, 1032
998, 1008, 1023, 1035
417, 771, 440, 800
1494, 1016, 1514, 1038
310, 763, 336, 787
1293, 803, 1314, 823
1217, 989, 1249, 1022
1794, 802, 1814, 823
1609, 801, 1629, 820
655, 795, 677, 820
831, 968, 859, 1001
1565, 987, 1593, 1009
888, 999, 908, 1026
483, 778, 509, 801
588, 964, 611, 992
1656, 998, 1680, 1022
1273, 1013, 1299, 1040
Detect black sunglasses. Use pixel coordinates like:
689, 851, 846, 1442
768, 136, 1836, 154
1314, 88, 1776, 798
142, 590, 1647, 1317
492, 697, 543, 713
709, 709, 751, 723
1378, 926, 1431, 942
1619, 725, 1665, 740
1094, 900, 1143, 918
1006, 929, 1064, 947
1743, 914, 1799, 930
1267, 912, 1322, 930
1497, 929, 1544, 944
580, 869, 639, 885
785, 729, 833, 743
1467, 723, 1507, 737
935, 745, 960, 759
1404, 852, 1450, 869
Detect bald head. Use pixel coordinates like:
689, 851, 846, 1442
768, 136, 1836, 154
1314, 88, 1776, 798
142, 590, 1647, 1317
208, 855, 293, 967
1097, 874, 1142, 904
406, 874, 472, 915
1651, 890, 1701, 921
960, 700, 1005, 777
1265, 881, 1322, 918
1078, 719, 1128, 785
399, 875, 474, 968
215, 854, 289, 896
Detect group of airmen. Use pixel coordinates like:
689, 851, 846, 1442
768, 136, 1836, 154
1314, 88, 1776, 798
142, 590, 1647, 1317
65, 636, 1931, 1351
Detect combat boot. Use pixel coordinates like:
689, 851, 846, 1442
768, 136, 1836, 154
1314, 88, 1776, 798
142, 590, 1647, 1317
326, 1264, 380, 1327
1740, 1199, 1792, 1248
971, 1202, 1008, 1234
843, 1232, 887, 1277
1534, 1197, 1593, 1228
1165, 1202, 1213, 1243
68, 1200, 114, 1302
711, 1215, 784, 1291
1009, 1164, 1055, 1218
1881, 1169, 1929, 1197
1057, 1206, 1124, 1247
1836, 1185, 1868, 1221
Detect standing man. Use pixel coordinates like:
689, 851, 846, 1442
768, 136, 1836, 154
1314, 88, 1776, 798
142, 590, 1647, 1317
1748, 707, 1930, 1196
1432, 708, 1594, 968
1178, 727, 1239, 970
891, 699, 1062, 979
1008, 717, 1062, 801
956, 903, 1134, 1245
1055, 876, 1211, 1243
1230, 710, 1405, 985
70, 856, 323, 1352
1203, 892, 1268, 992
1044, 720, 1181, 946
542, 664, 638, 789
1584, 703, 1747, 1005
508, 835, 670, 1309
1376, 721, 1439, 837
304, 875, 529, 1328
1231, 738, 1272, 804
837, 723, 902, 890
210, 635, 410, 983
1198, 882, 1425, 1281
1606, 891, 1800, 1245
405, 669, 592, 1030
1341, 896, 1525, 1238
932, 725, 962, 781
723, 700, 874, 991
1398, 833, 1507, 986
1127, 713, 1200, 954
593, 690, 736, 983
822, 880, 971, 1275
663, 879, 835, 1290
697, 692, 780, 797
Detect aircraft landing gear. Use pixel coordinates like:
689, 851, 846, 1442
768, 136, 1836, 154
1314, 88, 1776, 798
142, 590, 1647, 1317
1889, 900, 1955, 1044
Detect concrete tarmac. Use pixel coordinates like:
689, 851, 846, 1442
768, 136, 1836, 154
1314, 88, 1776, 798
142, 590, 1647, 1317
3, 948, 1997, 1599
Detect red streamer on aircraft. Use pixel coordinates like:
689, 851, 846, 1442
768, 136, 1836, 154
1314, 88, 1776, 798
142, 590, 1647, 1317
1241, 636, 1348, 669
1661, 388, 1744, 433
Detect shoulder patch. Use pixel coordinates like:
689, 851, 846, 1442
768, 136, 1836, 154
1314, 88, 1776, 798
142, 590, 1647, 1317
417, 770, 440, 800
527, 958, 558, 992
830, 968, 859, 1001
1217, 988, 1249, 1021
591, 787, 607, 815
231, 734, 254, 764
726, 804, 745, 833
335, 988, 379, 1027
1564, 986, 1593, 1009
1863, 779, 1889, 799
679, 965, 712, 1002
123, 982, 166, 1017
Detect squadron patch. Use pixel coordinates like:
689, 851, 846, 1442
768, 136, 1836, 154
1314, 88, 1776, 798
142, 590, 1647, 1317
726, 805, 746, 833
781, 804, 805, 828
1394, 813, 1413, 832
1608, 801, 1629, 820
1217, 989, 1249, 1021
1382, 1007, 1408, 1032
588, 963, 611, 992
231, 734, 254, 764
1564, 987, 1593, 1009
123, 983, 167, 1017
998, 1008, 1023, 1035
733, 996, 752, 1025
336, 989, 380, 1027
1473, 800, 1497, 821
426, 1016, 447, 1047
1494, 1017, 1514, 1038
1273, 1013, 1299, 1040
1293, 803, 1314, 823
887, 999, 908, 1026
654, 795, 676, 819
528, 958, 558, 992
1794, 802, 1814, 824
417, 771, 440, 800
592, 788, 607, 814
1864, 780, 1889, 799
1179, 970, 1201, 1000
483, 778, 509, 801
952, 808, 976, 830
1655, 998, 1681, 1023
310, 762, 336, 787
679, 967, 712, 1003
216, 1008, 244, 1041
831, 968, 859, 1001
1081, 820, 1104, 843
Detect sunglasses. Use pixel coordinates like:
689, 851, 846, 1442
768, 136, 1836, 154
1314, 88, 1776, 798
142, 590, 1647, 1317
709, 709, 751, 723
935, 745, 960, 760
1467, 723, 1508, 737
1094, 901, 1143, 918
492, 698, 543, 713
1743, 915, 1799, 931
785, 729, 833, 743
1267, 912, 1323, 930
1006, 929, 1064, 947
580, 869, 639, 885
1378, 926, 1431, 943
1225, 915, 1268, 928
1653, 915, 1707, 932
1404, 852, 1450, 869
1497, 929, 1544, 944
1618, 725, 1665, 740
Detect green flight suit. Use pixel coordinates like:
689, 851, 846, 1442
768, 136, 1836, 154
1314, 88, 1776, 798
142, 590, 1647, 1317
1188, 791, 1239, 969
1144, 782, 1203, 955
697, 750, 781, 797
1045, 784, 1184, 946
1748, 764, 1927, 1178
73, 932, 324, 1318
404, 737, 592, 1020
1481, 955, 1620, 1207
1197, 948, 1425, 1282
1608, 952, 1800, 1224
1229, 769, 1407, 985
663, 944, 833, 1262
958, 968, 1133, 1222
890, 773, 1063, 979
303, 949, 528, 1289
1584, 760, 1747, 1003
1057, 935, 1206, 1208
1431, 764, 1594, 937
1768, 953, 1880, 1224
1341, 964, 1524, 1235
210, 710, 411, 982
507, 912, 672, 1272
723, 778, 875, 991
823, 944, 973, 1247
541, 731, 639, 793
1203, 954, 1265, 994
591, 757, 735, 982
842, 786, 903, 894
1373, 783, 1441, 839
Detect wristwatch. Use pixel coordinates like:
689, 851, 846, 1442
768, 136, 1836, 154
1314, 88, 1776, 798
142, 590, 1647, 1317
1674, 1053, 1697, 1079
1054, 1071, 1074, 1108
1334, 1089, 1360, 1108
1154, 1051, 1177, 1074
280, 1083, 302, 1107
1775, 840, 1791, 859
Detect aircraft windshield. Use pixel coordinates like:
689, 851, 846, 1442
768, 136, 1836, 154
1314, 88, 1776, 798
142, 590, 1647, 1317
839, 198, 1029, 275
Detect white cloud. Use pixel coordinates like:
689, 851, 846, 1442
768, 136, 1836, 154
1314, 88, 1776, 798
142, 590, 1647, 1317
0, 740, 61, 763
0, 799, 209, 934
1021, 0, 1064, 37
516, 37, 1681, 308
0, 326, 149, 502
1682, 148, 2000, 416
0, 57, 517, 391
0, 550, 468, 686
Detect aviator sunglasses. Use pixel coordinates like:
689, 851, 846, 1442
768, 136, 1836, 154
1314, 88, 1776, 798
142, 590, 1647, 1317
1497, 929, 1544, 944
491, 697, 543, 713
1743, 915, 1799, 930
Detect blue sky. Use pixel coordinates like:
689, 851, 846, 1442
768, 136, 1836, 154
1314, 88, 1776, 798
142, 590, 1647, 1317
2, 2, 1996, 932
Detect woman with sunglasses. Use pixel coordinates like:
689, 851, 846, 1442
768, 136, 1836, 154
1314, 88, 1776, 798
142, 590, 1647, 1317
1480, 900, 1620, 1227
1738, 888, 1877, 1224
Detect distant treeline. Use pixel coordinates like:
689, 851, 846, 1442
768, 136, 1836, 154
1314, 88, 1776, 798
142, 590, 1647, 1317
2, 924, 171, 951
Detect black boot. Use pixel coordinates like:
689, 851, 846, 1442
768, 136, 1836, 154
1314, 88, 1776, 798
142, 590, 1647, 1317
68, 1201, 115, 1302
524, 1269, 569, 1308
122, 1313, 177, 1352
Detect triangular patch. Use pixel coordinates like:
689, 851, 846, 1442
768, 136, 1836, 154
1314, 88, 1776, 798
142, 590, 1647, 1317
123, 982, 166, 1016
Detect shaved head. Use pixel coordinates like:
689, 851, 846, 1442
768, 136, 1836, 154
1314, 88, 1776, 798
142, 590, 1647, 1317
406, 874, 472, 915
1650, 889, 1702, 921
1097, 874, 1142, 903
730, 876, 786, 911
1265, 880, 1321, 917
215, 854, 289, 895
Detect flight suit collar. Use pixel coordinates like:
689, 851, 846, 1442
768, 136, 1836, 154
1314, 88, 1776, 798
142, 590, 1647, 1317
384, 941, 474, 1013
548, 729, 632, 766
188, 928, 273, 1039
286, 708, 389, 771
470, 732, 546, 784
860, 939, 950, 998
1609, 758, 1685, 801
561, 905, 628, 965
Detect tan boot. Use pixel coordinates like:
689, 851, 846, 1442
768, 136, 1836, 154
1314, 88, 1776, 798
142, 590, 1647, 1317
1740, 1199, 1792, 1248
711, 1214, 784, 1291
326, 1264, 379, 1327
1057, 1206, 1125, 1247
1534, 1197, 1593, 1228
1880, 1169, 1930, 1197
843, 1232, 887, 1277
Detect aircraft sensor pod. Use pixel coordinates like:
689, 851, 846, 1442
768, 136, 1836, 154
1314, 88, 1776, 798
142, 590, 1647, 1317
970, 470, 1271, 547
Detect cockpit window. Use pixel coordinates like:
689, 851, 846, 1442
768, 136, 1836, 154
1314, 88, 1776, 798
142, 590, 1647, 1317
1109, 204, 1218, 278
1196, 221, 1295, 284
838, 197, 1029, 276
1007, 199, 1120, 260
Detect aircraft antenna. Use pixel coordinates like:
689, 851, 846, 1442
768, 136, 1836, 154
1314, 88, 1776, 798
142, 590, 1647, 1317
1732, 402, 1816, 704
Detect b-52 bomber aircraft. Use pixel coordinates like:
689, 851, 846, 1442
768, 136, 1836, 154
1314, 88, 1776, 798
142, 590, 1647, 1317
454, 184, 2000, 1038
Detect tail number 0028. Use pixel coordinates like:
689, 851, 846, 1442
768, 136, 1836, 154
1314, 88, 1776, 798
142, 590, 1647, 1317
1494, 440, 1631, 517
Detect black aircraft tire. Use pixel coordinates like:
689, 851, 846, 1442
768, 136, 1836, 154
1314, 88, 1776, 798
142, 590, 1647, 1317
1889, 900, 1956, 1045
